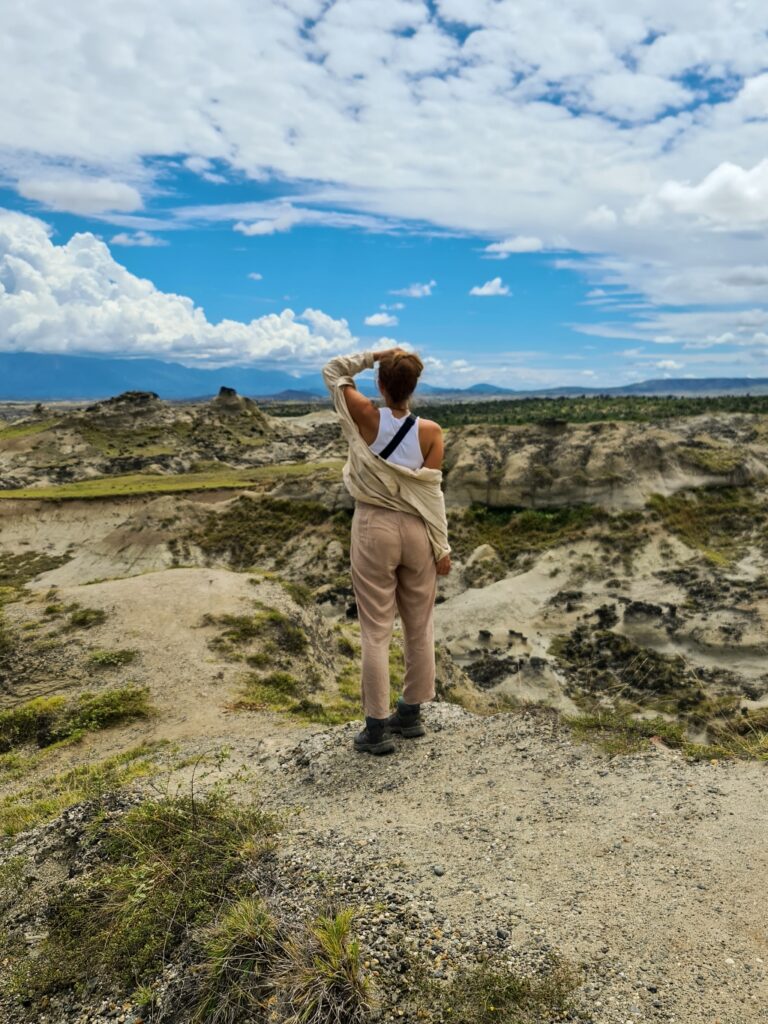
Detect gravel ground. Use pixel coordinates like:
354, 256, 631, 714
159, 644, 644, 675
2, 704, 766, 1024
261, 703, 768, 1024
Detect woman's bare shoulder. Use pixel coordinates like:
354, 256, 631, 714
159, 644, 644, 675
417, 417, 443, 436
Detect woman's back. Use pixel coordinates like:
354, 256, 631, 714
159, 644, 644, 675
368, 406, 425, 469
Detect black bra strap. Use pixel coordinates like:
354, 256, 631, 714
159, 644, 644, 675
379, 414, 416, 460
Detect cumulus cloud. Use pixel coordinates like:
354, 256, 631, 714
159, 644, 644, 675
110, 230, 168, 247
364, 312, 398, 327
247, 272, 263, 281
0, 210, 355, 366
484, 236, 543, 258
656, 359, 684, 370
5, 1, 768, 355
17, 177, 143, 215
656, 159, 768, 229
391, 279, 436, 298
470, 277, 510, 296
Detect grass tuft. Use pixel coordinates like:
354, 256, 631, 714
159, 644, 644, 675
279, 909, 372, 1024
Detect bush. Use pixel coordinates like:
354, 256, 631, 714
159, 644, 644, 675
22, 791, 277, 993
0, 686, 152, 753
87, 649, 138, 668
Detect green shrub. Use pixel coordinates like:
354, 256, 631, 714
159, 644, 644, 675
87, 649, 138, 668
20, 791, 277, 993
66, 606, 107, 630
0, 686, 152, 753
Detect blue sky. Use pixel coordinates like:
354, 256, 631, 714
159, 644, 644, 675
2, 0, 768, 388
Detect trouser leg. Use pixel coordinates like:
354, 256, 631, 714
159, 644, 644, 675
349, 505, 400, 720
395, 513, 438, 706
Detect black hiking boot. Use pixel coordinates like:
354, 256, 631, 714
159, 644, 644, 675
354, 717, 396, 756
387, 698, 426, 739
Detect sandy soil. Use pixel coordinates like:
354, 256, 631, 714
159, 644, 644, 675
262, 705, 768, 1024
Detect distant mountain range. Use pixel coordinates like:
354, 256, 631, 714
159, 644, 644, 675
2, 351, 768, 401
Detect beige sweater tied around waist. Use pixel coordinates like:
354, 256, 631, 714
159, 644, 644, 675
322, 350, 451, 562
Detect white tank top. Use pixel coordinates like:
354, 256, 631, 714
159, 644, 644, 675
368, 407, 424, 469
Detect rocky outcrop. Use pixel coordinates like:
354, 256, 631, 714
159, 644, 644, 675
442, 414, 768, 509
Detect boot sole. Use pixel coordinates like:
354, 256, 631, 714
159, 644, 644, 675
389, 723, 426, 738
354, 737, 396, 755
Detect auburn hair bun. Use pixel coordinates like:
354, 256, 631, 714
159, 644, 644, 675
378, 349, 424, 403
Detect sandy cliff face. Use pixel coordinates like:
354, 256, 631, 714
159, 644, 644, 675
442, 414, 768, 509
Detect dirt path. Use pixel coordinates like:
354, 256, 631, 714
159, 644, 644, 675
258, 705, 768, 1024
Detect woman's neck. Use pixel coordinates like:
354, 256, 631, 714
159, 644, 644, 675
387, 402, 409, 413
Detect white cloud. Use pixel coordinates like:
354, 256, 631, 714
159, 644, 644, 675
470, 277, 510, 296
4, 1, 768, 357
656, 159, 768, 229
583, 205, 617, 229
183, 156, 227, 184
380, 301, 404, 311
0, 210, 355, 366
234, 204, 306, 236
484, 236, 543, 258
364, 312, 398, 327
247, 272, 263, 281
110, 230, 168, 247
655, 359, 684, 370
17, 177, 142, 215
391, 279, 436, 298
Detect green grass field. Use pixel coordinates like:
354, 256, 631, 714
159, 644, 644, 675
0, 460, 343, 501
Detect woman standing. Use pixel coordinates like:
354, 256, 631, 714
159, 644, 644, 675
322, 347, 451, 756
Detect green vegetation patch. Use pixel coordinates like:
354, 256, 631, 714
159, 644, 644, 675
415, 393, 768, 427
11, 790, 277, 997
448, 504, 610, 568
0, 686, 153, 754
0, 744, 161, 835
66, 605, 107, 630
0, 418, 60, 442
567, 708, 768, 761
0, 551, 70, 603
410, 955, 578, 1023
207, 605, 308, 658
197, 494, 349, 569
648, 487, 767, 564
0, 460, 342, 501
87, 648, 138, 668
551, 626, 688, 698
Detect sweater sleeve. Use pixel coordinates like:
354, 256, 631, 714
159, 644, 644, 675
322, 350, 376, 398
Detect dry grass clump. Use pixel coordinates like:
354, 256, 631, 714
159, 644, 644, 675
10, 789, 278, 998
278, 909, 371, 1024
0, 744, 161, 835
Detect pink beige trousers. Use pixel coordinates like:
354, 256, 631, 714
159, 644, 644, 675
350, 500, 438, 719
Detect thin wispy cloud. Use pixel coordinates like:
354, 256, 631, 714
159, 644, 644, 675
484, 237, 543, 259
391, 280, 436, 298
470, 277, 510, 297
110, 230, 168, 247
